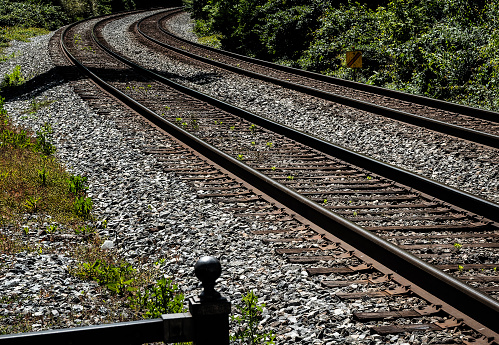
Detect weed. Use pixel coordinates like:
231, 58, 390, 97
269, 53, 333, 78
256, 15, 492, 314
287, 175, 294, 180
251, 141, 256, 146
37, 167, 48, 186
237, 154, 244, 161
0, 128, 32, 149
23, 196, 41, 213
74, 225, 95, 235
231, 290, 275, 344
25, 98, 55, 115
458, 265, 464, 271
34, 123, 56, 156
353, 211, 358, 216
0, 51, 18, 63
453, 243, 462, 250
46, 224, 58, 234
73, 196, 93, 219
271, 166, 276, 171
164, 105, 170, 111
230, 126, 235, 131
366, 176, 372, 180
249, 124, 257, 135
0, 65, 25, 91
75, 259, 137, 296
266, 142, 273, 148
67, 175, 88, 196
129, 277, 185, 318
73, 34, 95, 53
323, 199, 327, 204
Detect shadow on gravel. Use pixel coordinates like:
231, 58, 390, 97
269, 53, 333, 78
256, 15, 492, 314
2, 66, 75, 101
149, 68, 223, 85
2, 64, 223, 101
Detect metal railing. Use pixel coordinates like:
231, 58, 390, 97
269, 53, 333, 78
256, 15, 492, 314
0, 256, 231, 345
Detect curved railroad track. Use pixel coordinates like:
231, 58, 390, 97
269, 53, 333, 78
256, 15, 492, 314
50, 9, 499, 344
139, 9, 499, 150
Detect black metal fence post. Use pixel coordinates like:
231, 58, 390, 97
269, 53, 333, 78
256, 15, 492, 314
188, 256, 231, 345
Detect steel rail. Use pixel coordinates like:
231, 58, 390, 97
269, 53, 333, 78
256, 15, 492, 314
100, 15, 499, 224
155, 9, 499, 125
61, 14, 499, 335
138, 10, 499, 149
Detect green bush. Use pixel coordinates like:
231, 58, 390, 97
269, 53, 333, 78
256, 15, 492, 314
76, 259, 137, 295
187, 0, 499, 111
129, 277, 186, 318
0, 65, 25, 92
0, 1, 68, 30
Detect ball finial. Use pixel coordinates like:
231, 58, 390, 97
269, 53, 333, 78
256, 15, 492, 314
194, 256, 222, 300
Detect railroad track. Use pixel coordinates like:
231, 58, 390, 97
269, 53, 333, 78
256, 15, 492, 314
51, 9, 498, 344
138, 9, 499, 150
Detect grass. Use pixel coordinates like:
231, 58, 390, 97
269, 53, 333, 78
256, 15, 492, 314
0, 97, 187, 336
0, 96, 91, 230
0, 27, 49, 55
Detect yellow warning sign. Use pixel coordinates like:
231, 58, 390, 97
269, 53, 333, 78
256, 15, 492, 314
346, 51, 362, 68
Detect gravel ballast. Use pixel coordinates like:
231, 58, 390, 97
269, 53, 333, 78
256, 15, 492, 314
0, 11, 492, 345
110, 11, 499, 205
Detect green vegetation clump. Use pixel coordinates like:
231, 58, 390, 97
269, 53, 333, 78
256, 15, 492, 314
185, 0, 499, 111
74, 256, 186, 318
0, 96, 93, 225
231, 290, 275, 345
0, 65, 25, 92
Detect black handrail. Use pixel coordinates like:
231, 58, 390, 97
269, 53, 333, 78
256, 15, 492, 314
0, 257, 230, 345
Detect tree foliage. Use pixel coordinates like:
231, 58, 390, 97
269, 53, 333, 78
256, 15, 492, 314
186, 0, 499, 111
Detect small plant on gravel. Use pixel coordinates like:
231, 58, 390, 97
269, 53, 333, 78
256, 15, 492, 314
323, 198, 327, 204
25, 97, 55, 115
67, 175, 88, 196
458, 265, 464, 271
76, 259, 138, 296
0, 51, 18, 63
74, 225, 96, 235
237, 154, 244, 161
266, 142, 273, 148
366, 176, 373, 180
34, 122, 56, 156
73, 196, 93, 219
0, 65, 25, 91
46, 224, 58, 234
271, 166, 276, 171
230, 125, 235, 131
231, 290, 275, 345
453, 243, 462, 250
129, 276, 186, 318
249, 124, 257, 135
188, 114, 200, 131
287, 175, 294, 180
